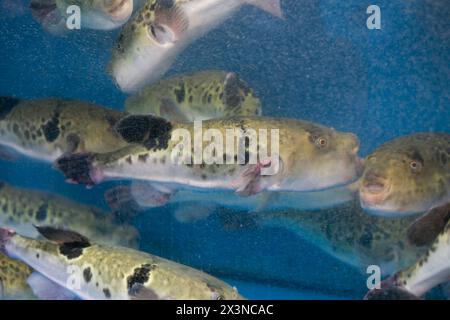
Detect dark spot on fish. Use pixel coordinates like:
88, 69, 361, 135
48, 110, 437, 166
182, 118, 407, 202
207, 95, 212, 104
59, 243, 88, 260
409, 148, 424, 166
126, 156, 133, 164
83, 267, 92, 283
358, 228, 373, 249
24, 130, 30, 140
127, 264, 155, 291
138, 154, 148, 163
224, 73, 242, 108
12, 123, 19, 135
115, 115, 172, 151
0, 97, 20, 120
103, 288, 111, 299
174, 82, 185, 104
36, 253, 39, 259
189, 96, 193, 104
42, 112, 60, 143
201, 174, 207, 180
36, 203, 48, 222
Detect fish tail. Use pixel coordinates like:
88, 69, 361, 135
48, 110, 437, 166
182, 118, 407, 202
55, 153, 103, 187
245, 0, 284, 19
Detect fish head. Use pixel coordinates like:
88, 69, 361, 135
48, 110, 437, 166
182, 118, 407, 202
360, 139, 449, 216
88, 0, 134, 28
287, 126, 362, 191
108, 1, 189, 92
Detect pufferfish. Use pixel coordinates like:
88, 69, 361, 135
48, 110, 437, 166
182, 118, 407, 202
0, 226, 244, 300
125, 70, 262, 121
109, 0, 283, 92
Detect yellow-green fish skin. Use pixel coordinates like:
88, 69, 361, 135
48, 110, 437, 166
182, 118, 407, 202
125, 70, 262, 121
0, 97, 129, 162
4, 231, 244, 300
360, 133, 450, 216
73, 116, 361, 193
252, 200, 426, 276
0, 252, 34, 299
0, 182, 139, 248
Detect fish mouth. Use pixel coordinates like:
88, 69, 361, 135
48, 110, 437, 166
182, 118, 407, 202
0, 227, 15, 250
359, 173, 391, 206
107, 0, 132, 21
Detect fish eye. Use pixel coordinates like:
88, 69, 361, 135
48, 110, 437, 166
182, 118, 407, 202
148, 24, 167, 42
409, 160, 422, 172
315, 137, 328, 148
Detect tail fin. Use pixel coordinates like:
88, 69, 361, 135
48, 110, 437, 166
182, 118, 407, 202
105, 186, 144, 223
246, 0, 283, 19
0, 96, 20, 120
55, 153, 102, 187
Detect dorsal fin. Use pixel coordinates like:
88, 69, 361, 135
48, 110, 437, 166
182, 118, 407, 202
34, 225, 90, 246
407, 203, 450, 247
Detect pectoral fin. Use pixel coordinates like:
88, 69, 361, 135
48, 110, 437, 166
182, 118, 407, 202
235, 160, 272, 197
34, 225, 90, 246
151, 0, 189, 44
407, 203, 450, 247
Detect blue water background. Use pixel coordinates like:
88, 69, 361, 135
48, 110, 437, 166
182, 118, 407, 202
0, 0, 449, 299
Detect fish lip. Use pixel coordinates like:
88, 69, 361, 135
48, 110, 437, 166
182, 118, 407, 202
107, 0, 131, 21
359, 174, 391, 206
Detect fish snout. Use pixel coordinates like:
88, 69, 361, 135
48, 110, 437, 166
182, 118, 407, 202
362, 172, 389, 193
360, 172, 391, 206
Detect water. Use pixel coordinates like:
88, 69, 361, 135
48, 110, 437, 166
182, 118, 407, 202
0, 0, 449, 300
